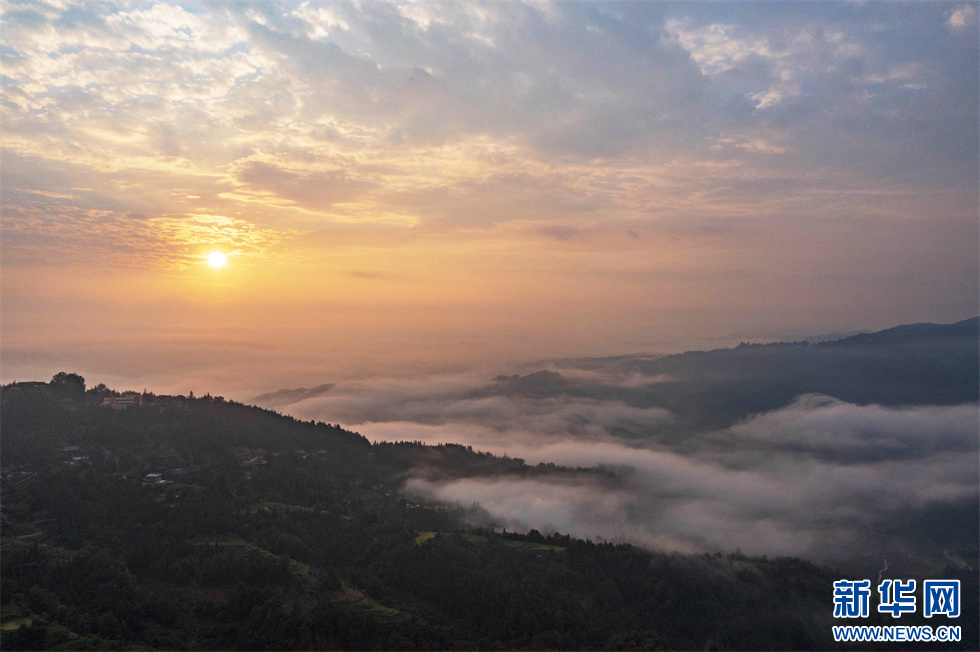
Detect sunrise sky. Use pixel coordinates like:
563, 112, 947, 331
2, 1, 978, 398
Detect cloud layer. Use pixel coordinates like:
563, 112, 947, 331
3, 1, 976, 247
273, 370, 978, 562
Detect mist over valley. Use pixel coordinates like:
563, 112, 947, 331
254, 318, 980, 565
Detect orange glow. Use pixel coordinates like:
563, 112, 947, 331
0, 2, 975, 399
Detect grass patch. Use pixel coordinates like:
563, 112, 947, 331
13, 531, 43, 540
414, 531, 437, 545
1, 617, 33, 631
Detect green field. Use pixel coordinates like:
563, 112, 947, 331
414, 531, 437, 545
1, 617, 33, 631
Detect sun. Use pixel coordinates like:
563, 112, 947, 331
207, 251, 228, 268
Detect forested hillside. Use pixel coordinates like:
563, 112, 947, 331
1, 381, 976, 650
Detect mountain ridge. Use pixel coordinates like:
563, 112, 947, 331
254, 317, 980, 406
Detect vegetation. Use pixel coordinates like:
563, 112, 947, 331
1, 375, 976, 650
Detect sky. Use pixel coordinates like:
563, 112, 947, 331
1, 0, 978, 397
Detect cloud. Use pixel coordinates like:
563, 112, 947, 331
281, 367, 978, 561
718, 394, 979, 464
0, 203, 287, 269
665, 19, 775, 76
948, 4, 978, 30
404, 475, 691, 551
2, 0, 975, 261
532, 225, 586, 242
279, 371, 673, 439
251, 383, 335, 408
232, 159, 378, 209
396, 399, 977, 560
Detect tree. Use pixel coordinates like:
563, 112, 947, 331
87, 383, 116, 397
50, 372, 85, 396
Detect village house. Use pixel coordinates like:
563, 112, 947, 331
102, 394, 142, 410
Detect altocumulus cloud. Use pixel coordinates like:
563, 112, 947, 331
3, 0, 976, 244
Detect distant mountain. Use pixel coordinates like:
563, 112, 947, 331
487, 317, 980, 432
826, 316, 979, 346
801, 328, 872, 343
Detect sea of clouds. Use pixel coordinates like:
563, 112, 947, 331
263, 368, 978, 562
